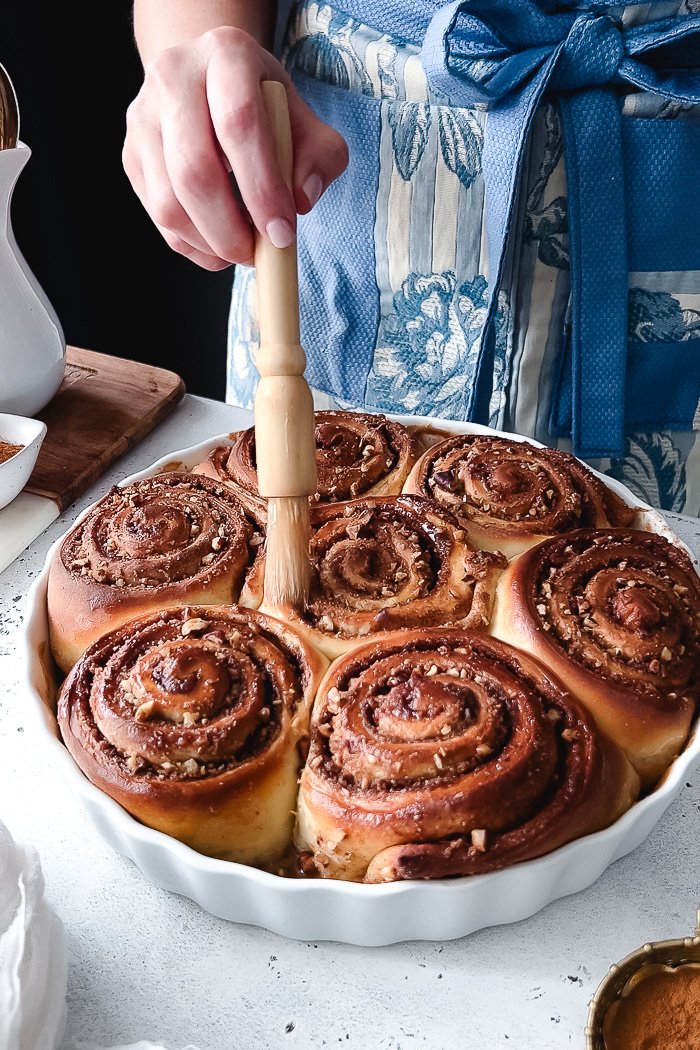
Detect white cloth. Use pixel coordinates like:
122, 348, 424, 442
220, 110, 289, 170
0, 818, 67, 1050
0, 817, 200, 1050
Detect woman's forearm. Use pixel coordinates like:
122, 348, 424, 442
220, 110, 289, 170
132, 0, 277, 63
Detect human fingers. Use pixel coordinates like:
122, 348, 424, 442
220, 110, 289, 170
206, 29, 348, 244
205, 32, 299, 249
142, 38, 259, 263
285, 83, 350, 214
123, 95, 245, 268
123, 36, 256, 266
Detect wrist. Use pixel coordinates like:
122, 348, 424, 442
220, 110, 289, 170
133, 0, 277, 64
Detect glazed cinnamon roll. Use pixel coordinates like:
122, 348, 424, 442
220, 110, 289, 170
47, 472, 261, 673
295, 629, 639, 883
194, 410, 422, 522
403, 433, 637, 559
490, 529, 700, 786
57, 605, 327, 865
243, 496, 506, 659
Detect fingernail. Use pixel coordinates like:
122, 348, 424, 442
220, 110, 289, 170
266, 218, 295, 249
303, 174, 323, 209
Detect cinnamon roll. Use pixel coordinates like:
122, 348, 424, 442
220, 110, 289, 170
57, 605, 327, 865
47, 472, 261, 673
243, 496, 506, 659
295, 629, 639, 883
194, 410, 422, 522
403, 433, 637, 559
490, 529, 700, 786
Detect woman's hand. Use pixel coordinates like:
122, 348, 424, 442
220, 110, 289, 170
122, 26, 349, 270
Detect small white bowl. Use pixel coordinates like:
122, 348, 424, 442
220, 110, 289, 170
0, 413, 47, 510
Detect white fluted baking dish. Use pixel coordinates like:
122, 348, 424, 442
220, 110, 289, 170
20, 415, 700, 945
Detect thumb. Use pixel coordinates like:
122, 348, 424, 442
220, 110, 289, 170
286, 88, 349, 214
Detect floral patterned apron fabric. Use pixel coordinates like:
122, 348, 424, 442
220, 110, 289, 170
226, 0, 700, 515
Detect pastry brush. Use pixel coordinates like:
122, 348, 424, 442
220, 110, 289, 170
253, 79, 317, 610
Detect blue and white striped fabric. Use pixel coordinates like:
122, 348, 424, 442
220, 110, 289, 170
227, 0, 700, 515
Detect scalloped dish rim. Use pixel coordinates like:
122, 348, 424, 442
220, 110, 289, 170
20, 413, 700, 944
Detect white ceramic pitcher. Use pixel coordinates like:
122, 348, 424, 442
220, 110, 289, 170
0, 142, 66, 416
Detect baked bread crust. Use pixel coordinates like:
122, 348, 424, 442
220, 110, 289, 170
296, 629, 639, 882
57, 605, 327, 865
244, 495, 506, 659
489, 528, 699, 786
47, 472, 260, 673
194, 410, 422, 522
403, 433, 637, 559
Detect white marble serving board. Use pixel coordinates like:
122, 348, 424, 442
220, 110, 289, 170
0, 491, 59, 575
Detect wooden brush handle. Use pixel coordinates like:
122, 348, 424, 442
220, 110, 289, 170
254, 79, 317, 499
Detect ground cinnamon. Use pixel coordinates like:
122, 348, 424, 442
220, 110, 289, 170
0, 439, 22, 464
603, 963, 700, 1050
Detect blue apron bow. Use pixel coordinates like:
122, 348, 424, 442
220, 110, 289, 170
422, 0, 700, 457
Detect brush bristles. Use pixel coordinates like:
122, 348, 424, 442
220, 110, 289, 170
263, 497, 311, 610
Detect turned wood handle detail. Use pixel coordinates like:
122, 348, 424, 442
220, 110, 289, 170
253, 80, 317, 498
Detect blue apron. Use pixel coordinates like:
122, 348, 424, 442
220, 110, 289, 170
227, 0, 700, 515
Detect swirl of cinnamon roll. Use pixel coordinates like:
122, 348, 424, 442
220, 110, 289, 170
403, 433, 636, 559
47, 472, 261, 673
57, 605, 327, 865
295, 629, 639, 882
194, 410, 422, 522
490, 528, 700, 786
242, 496, 506, 659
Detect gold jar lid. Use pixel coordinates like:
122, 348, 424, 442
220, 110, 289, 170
586, 910, 700, 1050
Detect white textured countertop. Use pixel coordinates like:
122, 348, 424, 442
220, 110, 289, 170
1, 394, 699, 1050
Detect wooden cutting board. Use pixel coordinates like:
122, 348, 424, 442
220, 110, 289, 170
0, 345, 185, 572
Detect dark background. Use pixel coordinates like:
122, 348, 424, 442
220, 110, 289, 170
5, 3, 232, 401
